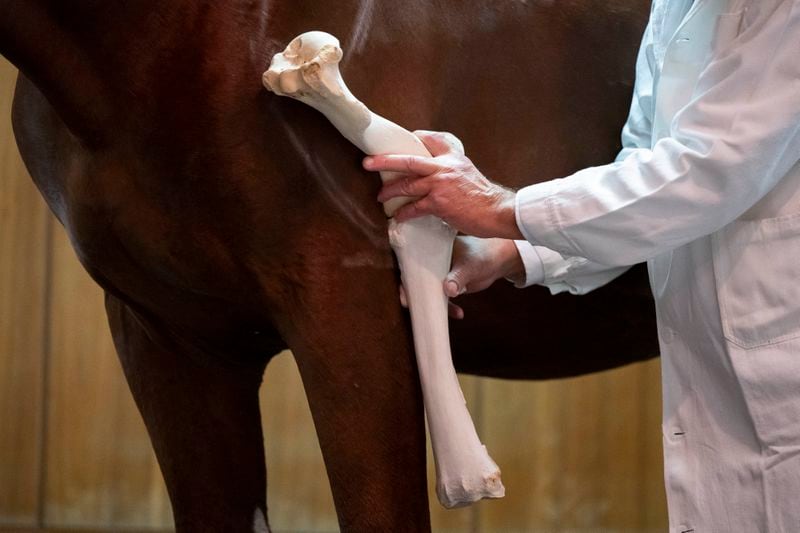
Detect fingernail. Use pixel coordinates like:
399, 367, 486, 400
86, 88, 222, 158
363, 157, 374, 169
446, 280, 459, 297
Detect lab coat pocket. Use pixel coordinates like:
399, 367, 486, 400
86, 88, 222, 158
712, 11, 745, 53
713, 214, 800, 349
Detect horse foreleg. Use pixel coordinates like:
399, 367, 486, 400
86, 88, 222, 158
105, 294, 271, 533
276, 268, 430, 531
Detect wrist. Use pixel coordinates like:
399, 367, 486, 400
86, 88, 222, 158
496, 188, 524, 240
498, 239, 526, 285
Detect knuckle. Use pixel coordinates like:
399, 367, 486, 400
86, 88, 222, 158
436, 131, 466, 155
416, 198, 432, 213
436, 174, 456, 189
429, 190, 445, 208
445, 156, 465, 172
454, 156, 472, 170
385, 180, 401, 197
439, 131, 457, 145
433, 162, 452, 175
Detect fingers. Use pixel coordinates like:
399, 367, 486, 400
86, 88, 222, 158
392, 198, 433, 222
448, 301, 465, 320
377, 176, 433, 204
446, 276, 466, 319
445, 279, 460, 299
444, 271, 469, 298
363, 154, 440, 176
414, 130, 465, 157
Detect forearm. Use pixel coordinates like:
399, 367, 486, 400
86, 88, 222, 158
515, 3, 800, 266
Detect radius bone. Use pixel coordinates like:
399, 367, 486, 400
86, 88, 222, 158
264, 31, 504, 508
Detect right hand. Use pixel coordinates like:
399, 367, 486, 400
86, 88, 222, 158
399, 236, 526, 319
368, 132, 522, 240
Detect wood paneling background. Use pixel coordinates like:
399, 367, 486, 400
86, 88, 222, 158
0, 57, 48, 528
0, 58, 667, 532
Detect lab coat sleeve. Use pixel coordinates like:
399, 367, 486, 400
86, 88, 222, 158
616, 17, 656, 163
513, 240, 630, 295
516, 1, 800, 267
509, 20, 655, 295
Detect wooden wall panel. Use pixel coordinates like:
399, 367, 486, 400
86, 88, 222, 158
261, 351, 339, 532
261, 352, 476, 532
0, 58, 47, 527
478, 360, 667, 532
43, 226, 172, 529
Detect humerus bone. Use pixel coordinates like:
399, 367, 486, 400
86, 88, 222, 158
263, 31, 504, 508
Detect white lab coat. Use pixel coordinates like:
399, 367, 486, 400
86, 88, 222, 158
514, 0, 800, 530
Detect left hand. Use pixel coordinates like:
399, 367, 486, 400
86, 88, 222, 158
364, 130, 524, 240
397, 235, 526, 319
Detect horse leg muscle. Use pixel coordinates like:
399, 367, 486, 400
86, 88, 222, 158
105, 294, 271, 533
278, 269, 430, 531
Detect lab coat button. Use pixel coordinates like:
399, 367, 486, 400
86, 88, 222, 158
661, 327, 676, 343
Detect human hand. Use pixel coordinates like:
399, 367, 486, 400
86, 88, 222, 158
398, 236, 525, 319
364, 131, 524, 240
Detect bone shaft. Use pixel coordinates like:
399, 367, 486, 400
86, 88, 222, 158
312, 104, 420, 215
397, 221, 469, 437
392, 217, 503, 508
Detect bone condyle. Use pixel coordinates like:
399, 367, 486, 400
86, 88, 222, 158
263, 31, 505, 508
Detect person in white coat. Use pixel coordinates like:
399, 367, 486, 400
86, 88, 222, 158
365, 0, 800, 530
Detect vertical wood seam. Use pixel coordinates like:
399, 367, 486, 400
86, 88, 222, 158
638, 363, 648, 529
598, 372, 610, 528
470, 377, 484, 533
555, 382, 569, 531
35, 215, 54, 528
641, 360, 662, 528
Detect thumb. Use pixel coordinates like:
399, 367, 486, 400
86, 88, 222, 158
414, 130, 464, 157
444, 268, 470, 298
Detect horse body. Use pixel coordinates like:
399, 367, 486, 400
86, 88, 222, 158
2, 1, 655, 530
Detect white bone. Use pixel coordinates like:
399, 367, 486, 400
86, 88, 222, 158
263, 31, 504, 508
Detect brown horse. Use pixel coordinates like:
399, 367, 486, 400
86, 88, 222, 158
1, 1, 656, 531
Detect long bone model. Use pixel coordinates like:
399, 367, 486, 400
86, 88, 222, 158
263, 31, 504, 508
